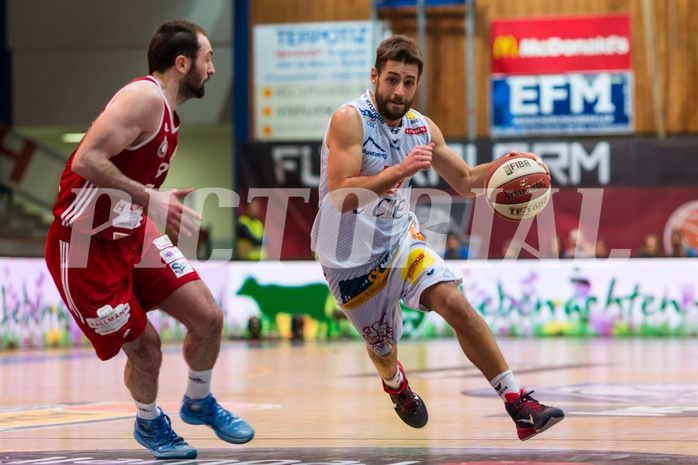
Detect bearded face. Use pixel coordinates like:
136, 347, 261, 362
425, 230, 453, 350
371, 62, 419, 123
179, 61, 207, 100
176, 34, 214, 103
373, 80, 415, 121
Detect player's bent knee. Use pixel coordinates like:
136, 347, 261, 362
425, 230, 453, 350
434, 290, 471, 321
434, 293, 480, 326
189, 305, 224, 336
206, 307, 224, 332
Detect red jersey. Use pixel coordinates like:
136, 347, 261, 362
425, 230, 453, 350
52, 76, 180, 241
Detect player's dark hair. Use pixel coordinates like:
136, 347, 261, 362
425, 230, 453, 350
374, 34, 424, 77
148, 20, 208, 74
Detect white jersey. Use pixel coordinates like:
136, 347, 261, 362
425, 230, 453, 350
310, 89, 431, 269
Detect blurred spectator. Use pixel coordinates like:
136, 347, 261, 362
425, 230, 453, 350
562, 228, 595, 258
500, 238, 521, 259
636, 234, 663, 258
443, 232, 469, 259
668, 228, 697, 257
544, 234, 563, 258
236, 198, 266, 260
594, 237, 610, 258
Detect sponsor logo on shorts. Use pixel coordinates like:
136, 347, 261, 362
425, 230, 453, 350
160, 247, 184, 264
401, 248, 435, 284
339, 242, 400, 310
153, 235, 173, 250
170, 258, 194, 278
112, 200, 144, 230
87, 303, 131, 336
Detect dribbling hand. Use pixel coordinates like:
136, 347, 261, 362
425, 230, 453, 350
401, 143, 434, 177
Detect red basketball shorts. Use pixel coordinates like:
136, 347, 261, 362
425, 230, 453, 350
45, 219, 201, 360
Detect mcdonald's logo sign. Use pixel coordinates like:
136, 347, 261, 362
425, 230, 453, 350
491, 15, 631, 74
493, 35, 518, 59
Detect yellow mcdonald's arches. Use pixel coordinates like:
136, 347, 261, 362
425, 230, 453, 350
493, 35, 519, 59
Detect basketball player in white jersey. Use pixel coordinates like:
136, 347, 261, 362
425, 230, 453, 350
311, 35, 563, 440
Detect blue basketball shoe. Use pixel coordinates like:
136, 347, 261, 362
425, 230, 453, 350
133, 407, 197, 459
180, 393, 255, 444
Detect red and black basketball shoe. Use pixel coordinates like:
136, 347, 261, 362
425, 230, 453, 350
382, 361, 428, 428
504, 389, 564, 440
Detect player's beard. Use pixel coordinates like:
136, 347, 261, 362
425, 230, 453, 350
374, 84, 414, 122
179, 64, 207, 100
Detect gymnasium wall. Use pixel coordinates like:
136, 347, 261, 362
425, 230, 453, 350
6, 0, 233, 127
250, 0, 698, 138
4, 0, 236, 249
4, 0, 697, 254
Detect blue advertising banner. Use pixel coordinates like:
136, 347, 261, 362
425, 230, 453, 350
491, 72, 633, 137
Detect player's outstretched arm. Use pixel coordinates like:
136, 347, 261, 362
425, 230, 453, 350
427, 117, 490, 198
428, 118, 548, 198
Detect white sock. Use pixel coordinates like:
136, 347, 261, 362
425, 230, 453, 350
382, 366, 404, 390
135, 400, 159, 420
489, 369, 520, 400
186, 368, 213, 400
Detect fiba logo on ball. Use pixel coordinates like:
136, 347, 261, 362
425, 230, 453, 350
503, 158, 532, 176
485, 153, 552, 222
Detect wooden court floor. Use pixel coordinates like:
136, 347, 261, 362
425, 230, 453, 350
2, 337, 698, 464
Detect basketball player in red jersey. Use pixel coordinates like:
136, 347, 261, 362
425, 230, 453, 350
44, 21, 253, 459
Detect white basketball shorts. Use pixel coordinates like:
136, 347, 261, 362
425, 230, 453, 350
321, 215, 462, 356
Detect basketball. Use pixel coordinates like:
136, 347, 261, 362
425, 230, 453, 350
484, 153, 552, 222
